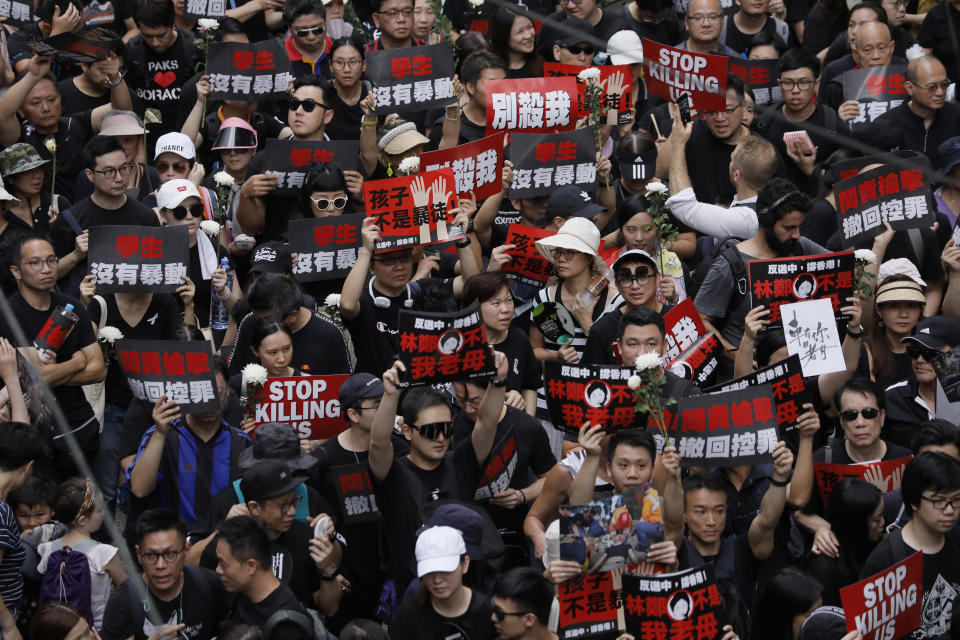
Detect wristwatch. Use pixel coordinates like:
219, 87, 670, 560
320, 564, 340, 581
845, 323, 865, 338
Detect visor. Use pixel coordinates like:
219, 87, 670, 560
212, 126, 258, 150
619, 149, 657, 181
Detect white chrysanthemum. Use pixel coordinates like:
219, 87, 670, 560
397, 156, 420, 175
627, 374, 642, 390
44, 138, 57, 154
905, 44, 925, 61
468, 0, 483, 8
198, 18, 220, 30
214, 171, 235, 187
241, 363, 268, 387
645, 182, 668, 195
325, 293, 342, 307
854, 249, 877, 264
200, 220, 220, 238
634, 351, 663, 372
98, 326, 123, 343
577, 67, 601, 81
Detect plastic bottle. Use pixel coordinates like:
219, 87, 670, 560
35, 304, 79, 361
577, 273, 610, 306
210, 258, 232, 330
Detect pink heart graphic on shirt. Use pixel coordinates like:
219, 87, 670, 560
154, 71, 176, 88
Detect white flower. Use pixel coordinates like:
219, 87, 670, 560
468, 0, 483, 8
197, 18, 220, 31
241, 363, 268, 387
200, 220, 220, 238
577, 67, 602, 82
854, 249, 877, 264
44, 138, 57, 154
627, 374, 642, 390
645, 182, 668, 195
905, 44, 925, 61
325, 293, 341, 307
397, 156, 420, 175
98, 326, 123, 343
634, 352, 663, 372
214, 171, 235, 187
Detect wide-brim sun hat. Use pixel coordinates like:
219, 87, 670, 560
378, 122, 430, 156
875, 279, 926, 305
535, 217, 607, 274
99, 111, 147, 137
0, 143, 50, 178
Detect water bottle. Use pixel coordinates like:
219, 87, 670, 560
577, 273, 610, 306
35, 303, 79, 361
210, 258, 232, 330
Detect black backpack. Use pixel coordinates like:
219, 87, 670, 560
688, 237, 749, 329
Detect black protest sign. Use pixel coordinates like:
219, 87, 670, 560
671, 384, 779, 467
706, 354, 815, 437
557, 570, 622, 640
509, 128, 597, 198
665, 332, 722, 388
931, 347, 960, 403
841, 65, 908, 130
288, 214, 363, 282
532, 300, 576, 345
206, 40, 293, 101
184, 0, 225, 18
263, 139, 361, 196
748, 250, 855, 329
366, 43, 456, 114
333, 462, 380, 524
89, 225, 189, 294
397, 303, 496, 387
28, 32, 118, 63
728, 58, 781, 105
474, 433, 520, 501
622, 565, 726, 640
834, 164, 933, 247
117, 339, 219, 413
0, 0, 32, 25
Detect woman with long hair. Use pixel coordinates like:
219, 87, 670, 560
751, 567, 823, 640
32, 603, 98, 640
489, 7, 543, 79
866, 274, 925, 389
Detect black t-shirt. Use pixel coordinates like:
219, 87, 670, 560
243, 149, 301, 242
326, 85, 369, 142
801, 198, 840, 247
228, 310, 351, 376
918, 3, 960, 81
685, 120, 740, 206
492, 326, 541, 392
581, 303, 674, 365
187, 243, 234, 330
125, 30, 201, 137
389, 588, 496, 640
722, 14, 784, 57
20, 113, 94, 205
535, 10, 626, 60
101, 567, 228, 640
620, 3, 684, 45
57, 78, 110, 117
428, 112, 485, 150
229, 582, 312, 640
801, 4, 845, 56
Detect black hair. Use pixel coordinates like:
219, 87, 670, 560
249, 316, 291, 351
83, 135, 125, 171
833, 377, 885, 414
726, 74, 746, 103
682, 472, 728, 505
607, 430, 657, 465
36, 0, 83, 21
848, 1, 886, 23
246, 273, 303, 318
135, 507, 188, 544
755, 177, 811, 228
462, 272, 512, 307
8, 476, 55, 510
635, 0, 675, 13
31, 602, 85, 640
171, 324, 206, 342
8, 232, 54, 268
292, 74, 337, 107
461, 51, 506, 87
827, 478, 882, 572
493, 567, 555, 626
301, 162, 347, 200
615, 193, 652, 229
751, 568, 823, 640
216, 515, 272, 569
212, 355, 229, 382
399, 386, 450, 428
901, 451, 960, 515
52, 477, 94, 525
0, 422, 45, 472
285, 0, 326, 24
216, 17, 247, 37
617, 306, 665, 340
134, 0, 175, 28
747, 30, 787, 56
339, 619, 389, 640
777, 48, 821, 80
371, 0, 412, 11
330, 34, 366, 60
455, 32, 491, 76
754, 331, 787, 368
489, 7, 542, 75
912, 419, 960, 454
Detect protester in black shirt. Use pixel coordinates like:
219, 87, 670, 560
429, 52, 505, 149
7, 1, 86, 78
325, 35, 371, 142
619, 0, 684, 45
56, 32, 127, 116
489, 7, 544, 79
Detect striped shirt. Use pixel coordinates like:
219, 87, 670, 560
0, 498, 24, 615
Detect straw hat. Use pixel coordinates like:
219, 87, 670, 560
535, 218, 607, 273
875, 279, 925, 305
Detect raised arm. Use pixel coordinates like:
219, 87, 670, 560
368, 360, 403, 482
567, 423, 605, 504
747, 442, 793, 560
340, 217, 378, 321
473, 161, 512, 250
470, 350, 509, 464
0, 55, 54, 147
661, 444, 685, 551
359, 94, 378, 177
181, 75, 211, 148
0, 339, 28, 424
129, 396, 181, 498
818, 297, 863, 412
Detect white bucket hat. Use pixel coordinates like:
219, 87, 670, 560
535, 217, 607, 274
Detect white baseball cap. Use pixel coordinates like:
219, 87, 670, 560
415, 526, 466, 577
155, 132, 196, 160
608, 30, 644, 65
157, 179, 202, 210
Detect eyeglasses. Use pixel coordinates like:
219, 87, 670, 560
910, 79, 951, 92
310, 195, 348, 210
373, 252, 413, 266
707, 103, 743, 116
139, 547, 185, 565
412, 421, 454, 440
221, 148, 252, 156
377, 7, 414, 18
779, 78, 815, 91
169, 204, 204, 220
553, 248, 582, 261
492, 607, 531, 621
559, 43, 595, 55
93, 163, 134, 179
615, 268, 653, 286
922, 495, 960, 510
687, 12, 722, 21
455, 394, 483, 408
156, 161, 188, 173
288, 98, 328, 113
23, 256, 59, 271
270, 493, 304, 513
295, 25, 325, 37
906, 343, 941, 361
332, 58, 362, 69
839, 407, 880, 421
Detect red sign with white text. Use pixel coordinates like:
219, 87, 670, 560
253, 375, 350, 440
419, 133, 506, 201
840, 552, 922, 640
362, 168, 463, 252
543, 62, 633, 124
485, 77, 578, 136
642, 39, 727, 111
500, 224, 556, 287
814, 456, 912, 503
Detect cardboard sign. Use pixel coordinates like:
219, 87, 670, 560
544, 62, 634, 125
0, 0, 32, 25
931, 347, 960, 403
642, 39, 727, 111
27, 33, 117, 63
88, 225, 189, 294
420, 132, 506, 201
706, 354, 815, 437
560, 486, 663, 572
252, 375, 349, 439
184, 0, 225, 18
501, 224, 556, 287
557, 570, 622, 640
842, 65, 908, 131
485, 77, 578, 136
622, 565, 727, 640
532, 301, 576, 345
814, 456, 912, 503
206, 40, 293, 101
729, 58, 781, 105
117, 339, 219, 413
333, 462, 380, 524
397, 303, 496, 386
834, 164, 933, 247
783, 298, 845, 376
665, 332, 722, 388
474, 433, 519, 501
671, 384, 779, 467
509, 128, 598, 198
662, 299, 706, 365
748, 251, 855, 329
363, 168, 463, 252
263, 139, 361, 197
840, 552, 922, 640
288, 214, 363, 282
366, 43, 456, 114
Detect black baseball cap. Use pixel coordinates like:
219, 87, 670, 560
240, 459, 305, 501
339, 373, 385, 408
250, 241, 293, 274
546, 185, 605, 220
901, 316, 960, 351
555, 18, 593, 46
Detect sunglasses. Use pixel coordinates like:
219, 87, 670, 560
412, 421, 454, 440
289, 98, 327, 113
169, 203, 204, 220
615, 268, 653, 286
840, 408, 880, 421
560, 43, 595, 55
156, 161, 188, 173
492, 606, 531, 621
310, 195, 348, 210
906, 344, 941, 362
295, 25, 325, 37
221, 148, 252, 156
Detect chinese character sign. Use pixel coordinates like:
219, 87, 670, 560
0, 0, 32, 25
420, 132, 506, 201
814, 456, 911, 503
252, 375, 349, 439
287, 214, 363, 283
557, 571, 622, 640
509, 128, 598, 198
842, 65, 908, 131
671, 384, 779, 467
474, 434, 520, 501
833, 163, 933, 247
662, 299, 706, 365
500, 224, 557, 287
89, 225, 189, 294
334, 462, 380, 524
184, 0, 225, 18
665, 332, 722, 389
117, 339, 219, 413
366, 43, 456, 115
543, 362, 661, 433
206, 40, 293, 101
782, 298, 846, 376
397, 303, 496, 387
642, 39, 727, 111
263, 139, 361, 196
748, 250, 855, 329
840, 552, 922, 640
544, 62, 634, 125
728, 58, 781, 105
622, 565, 727, 640
363, 167, 463, 252
485, 77, 577, 136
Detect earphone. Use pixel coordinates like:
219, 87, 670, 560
369, 276, 414, 309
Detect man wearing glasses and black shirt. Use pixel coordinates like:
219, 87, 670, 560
366, 0, 423, 51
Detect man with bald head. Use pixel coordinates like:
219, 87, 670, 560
677, 0, 738, 56
819, 21, 904, 115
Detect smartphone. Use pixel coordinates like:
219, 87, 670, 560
314, 516, 329, 540
677, 93, 692, 125
784, 130, 815, 155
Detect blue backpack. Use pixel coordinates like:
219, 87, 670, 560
40, 543, 94, 626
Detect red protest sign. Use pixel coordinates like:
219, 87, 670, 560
814, 456, 912, 503
666, 331, 722, 388
485, 77, 578, 136
362, 167, 464, 252
253, 375, 350, 439
474, 434, 519, 501
543, 62, 633, 124
662, 298, 706, 364
420, 132, 505, 201
501, 224, 556, 287
840, 552, 922, 640
642, 39, 727, 111
557, 570, 621, 640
